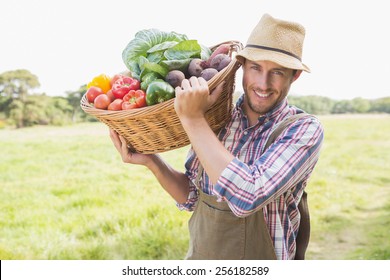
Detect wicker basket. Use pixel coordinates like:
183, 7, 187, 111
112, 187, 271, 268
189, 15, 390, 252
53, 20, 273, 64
80, 40, 243, 154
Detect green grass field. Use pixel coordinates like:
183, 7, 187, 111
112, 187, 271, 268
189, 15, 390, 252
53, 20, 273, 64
1, 114, 389, 260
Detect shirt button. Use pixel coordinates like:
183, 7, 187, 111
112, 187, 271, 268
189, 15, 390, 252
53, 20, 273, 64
243, 131, 248, 135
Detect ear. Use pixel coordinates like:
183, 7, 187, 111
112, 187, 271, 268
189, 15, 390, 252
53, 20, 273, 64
292, 70, 302, 82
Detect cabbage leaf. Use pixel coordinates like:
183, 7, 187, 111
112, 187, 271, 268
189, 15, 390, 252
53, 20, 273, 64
122, 28, 211, 80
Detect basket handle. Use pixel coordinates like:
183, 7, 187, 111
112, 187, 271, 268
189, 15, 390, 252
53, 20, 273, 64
209, 40, 244, 55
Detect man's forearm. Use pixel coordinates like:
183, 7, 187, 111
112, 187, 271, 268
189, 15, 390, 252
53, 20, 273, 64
146, 154, 191, 204
180, 117, 234, 185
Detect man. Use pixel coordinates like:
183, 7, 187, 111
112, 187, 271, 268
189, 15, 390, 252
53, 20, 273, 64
110, 13, 324, 260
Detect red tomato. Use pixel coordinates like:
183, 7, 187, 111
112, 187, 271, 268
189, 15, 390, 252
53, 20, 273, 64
108, 99, 124, 111
110, 74, 125, 87
106, 89, 115, 102
94, 94, 111, 109
86, 86, 104, 103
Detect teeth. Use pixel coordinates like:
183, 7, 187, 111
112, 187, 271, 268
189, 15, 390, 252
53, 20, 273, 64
254, 91, 270, 98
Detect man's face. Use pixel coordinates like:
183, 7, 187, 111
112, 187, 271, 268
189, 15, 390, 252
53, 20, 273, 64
242, 60, 301, 121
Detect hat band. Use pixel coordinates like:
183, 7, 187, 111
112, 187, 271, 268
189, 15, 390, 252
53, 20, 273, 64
246, 44, 302, 61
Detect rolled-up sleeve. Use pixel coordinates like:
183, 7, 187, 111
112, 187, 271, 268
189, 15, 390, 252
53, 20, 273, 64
176, 180, 199, 211
176, 148, 200, 211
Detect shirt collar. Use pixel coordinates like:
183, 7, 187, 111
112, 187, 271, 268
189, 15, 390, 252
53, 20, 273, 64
265, 98, 289, 120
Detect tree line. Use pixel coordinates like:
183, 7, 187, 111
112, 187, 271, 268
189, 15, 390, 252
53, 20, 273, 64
0, 69, 93, 128
1, 69, 389, 128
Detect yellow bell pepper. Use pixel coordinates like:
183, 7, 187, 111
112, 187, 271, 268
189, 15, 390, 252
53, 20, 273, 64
87, 74, 111, 93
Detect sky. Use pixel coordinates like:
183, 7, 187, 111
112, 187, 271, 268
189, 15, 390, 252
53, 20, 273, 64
1, 0, 389, 100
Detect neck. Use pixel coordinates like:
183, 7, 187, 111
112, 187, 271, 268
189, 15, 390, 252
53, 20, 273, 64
242, 104, 264, 127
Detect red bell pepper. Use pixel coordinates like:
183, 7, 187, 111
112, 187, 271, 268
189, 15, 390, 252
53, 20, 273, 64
122, 89, 147, 110
111, 76, 140, 99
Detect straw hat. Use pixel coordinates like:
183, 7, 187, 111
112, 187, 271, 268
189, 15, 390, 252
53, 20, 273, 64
236, 14, 310, 72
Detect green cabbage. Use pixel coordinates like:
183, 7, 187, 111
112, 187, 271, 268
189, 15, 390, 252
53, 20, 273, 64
122, 29, 211, 80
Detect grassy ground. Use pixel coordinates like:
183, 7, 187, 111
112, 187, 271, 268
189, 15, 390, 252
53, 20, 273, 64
306, 114, 390, 259
1, 114, 389, 260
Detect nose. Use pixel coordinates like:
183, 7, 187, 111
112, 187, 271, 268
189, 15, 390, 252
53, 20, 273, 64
256, 72, 270, 92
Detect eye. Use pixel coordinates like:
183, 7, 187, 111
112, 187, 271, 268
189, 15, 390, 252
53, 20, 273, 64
272, 70, 284, 76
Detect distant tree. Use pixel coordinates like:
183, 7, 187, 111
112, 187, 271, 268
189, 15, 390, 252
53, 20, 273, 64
0, 69, 40, 101
288, 95, 335, 114
8, 98, 24, 128
0, 69, 42, 127
43, 96, 73, 125
351, 97, 371, 113
6, 94, 73, 128
0, 69, 77, 127
65, 85, 89, 122
332, 100, 354, 114
370, 97, 390, 113
0, 94, 13, 112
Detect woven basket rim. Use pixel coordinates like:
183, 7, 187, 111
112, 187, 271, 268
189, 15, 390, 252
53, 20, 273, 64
80, 41, 243, 118
80, 59, 241, 119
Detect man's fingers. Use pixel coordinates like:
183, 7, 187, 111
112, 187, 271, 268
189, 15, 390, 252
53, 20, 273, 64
189, 76, 201, 87
119, 135, 129, 152
180, 77, 207, 91
110, 129, 131, 160
109, 129, 121, 151
197, 77, 208, 88
180, 78, 191, 91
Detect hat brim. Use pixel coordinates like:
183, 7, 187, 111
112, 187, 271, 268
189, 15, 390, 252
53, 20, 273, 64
236, 48, 310, 73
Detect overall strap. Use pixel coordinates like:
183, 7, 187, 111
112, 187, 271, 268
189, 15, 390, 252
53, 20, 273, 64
264, 113, 310, 150
264, 112, 311, 260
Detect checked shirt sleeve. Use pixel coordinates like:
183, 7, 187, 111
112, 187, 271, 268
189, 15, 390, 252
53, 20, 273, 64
176, 180, 198, 211
176, 148, 200, 211
213, 117, 324, 217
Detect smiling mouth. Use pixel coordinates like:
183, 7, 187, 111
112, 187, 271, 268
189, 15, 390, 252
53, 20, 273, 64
254, 90, 271, 98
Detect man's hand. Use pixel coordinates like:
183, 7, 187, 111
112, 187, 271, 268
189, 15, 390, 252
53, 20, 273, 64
109, 128, 155, 166
174, 76, 224, 122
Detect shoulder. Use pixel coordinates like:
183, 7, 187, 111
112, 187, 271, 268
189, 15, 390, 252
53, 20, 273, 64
284, 105, 324, 131
274, 111, 324, 145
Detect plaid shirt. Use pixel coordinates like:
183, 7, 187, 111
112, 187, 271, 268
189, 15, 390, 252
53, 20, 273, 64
178, 95, 324, 260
